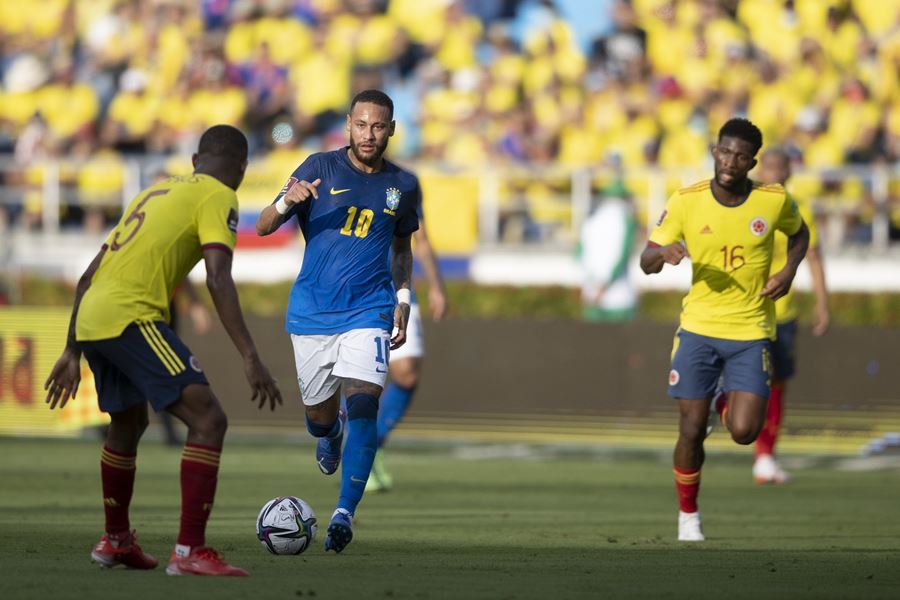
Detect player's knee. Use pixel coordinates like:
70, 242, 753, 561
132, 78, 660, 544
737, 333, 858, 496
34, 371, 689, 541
305, 402, 333, 425
678, 415, 707, 445
194, 396, 228, 439
729, 423, 759, 445
204, 401, 228, 436
346, 393, 378, 420
390, 369, 419, 389
136, 411, 150, 436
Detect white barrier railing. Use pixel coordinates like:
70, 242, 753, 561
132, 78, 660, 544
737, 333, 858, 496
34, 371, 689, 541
0, 157, 897, 253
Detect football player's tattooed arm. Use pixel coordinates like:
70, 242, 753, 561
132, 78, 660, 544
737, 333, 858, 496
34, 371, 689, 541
256, 178, 321, 236
760, 221, 810, 300
45, 245, 107, 409
390, 234, 413, 350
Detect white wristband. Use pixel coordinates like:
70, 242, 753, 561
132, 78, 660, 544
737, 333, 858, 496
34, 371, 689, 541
397, 288, 411, 305
274, 197, 290, 215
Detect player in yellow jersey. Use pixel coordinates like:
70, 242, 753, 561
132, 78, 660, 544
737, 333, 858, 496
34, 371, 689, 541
640, 118, 810, 542
44, 125, 282, 577
753, 147, 830, 484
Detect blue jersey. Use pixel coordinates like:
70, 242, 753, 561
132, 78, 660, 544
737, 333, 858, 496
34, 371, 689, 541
276, 148, 420, 335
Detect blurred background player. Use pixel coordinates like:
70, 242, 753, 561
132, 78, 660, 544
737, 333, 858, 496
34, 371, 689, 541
640, 118, 809, 542
753, 147, 830, 484
578, 182, 638, 322
367, 207, 448, 492
44, 125, 282, 577
256, 90, 418, 553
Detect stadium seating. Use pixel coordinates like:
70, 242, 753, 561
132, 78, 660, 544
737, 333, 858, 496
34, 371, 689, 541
0, 0, 897, 249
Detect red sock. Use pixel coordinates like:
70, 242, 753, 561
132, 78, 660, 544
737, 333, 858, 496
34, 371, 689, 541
674, 467, 701, 513
756, 383, 784, 458
178, 443, 221, 548
100, 446, 136, 535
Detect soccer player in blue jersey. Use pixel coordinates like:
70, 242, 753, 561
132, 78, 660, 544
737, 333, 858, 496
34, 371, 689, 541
256, 90, 418, 553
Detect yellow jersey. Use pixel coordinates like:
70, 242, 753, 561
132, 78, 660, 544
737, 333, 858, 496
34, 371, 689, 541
77, 174, 238, 341
772, 195, 818, 323
650, 180, 803, 341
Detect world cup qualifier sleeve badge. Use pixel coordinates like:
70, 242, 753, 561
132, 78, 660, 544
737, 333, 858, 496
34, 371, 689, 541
384, 187, 401, 216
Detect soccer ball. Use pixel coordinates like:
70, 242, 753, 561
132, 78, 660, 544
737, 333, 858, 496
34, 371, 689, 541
256, 496, 317, 555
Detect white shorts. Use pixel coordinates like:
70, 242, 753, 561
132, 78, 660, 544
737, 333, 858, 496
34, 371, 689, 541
390, 302, 424, 361
290, 328, 390, 405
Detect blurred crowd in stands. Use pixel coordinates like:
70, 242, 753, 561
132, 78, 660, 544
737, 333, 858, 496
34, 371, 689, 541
0, 0, 898, 241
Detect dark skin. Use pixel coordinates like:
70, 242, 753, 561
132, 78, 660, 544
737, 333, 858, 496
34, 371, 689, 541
45, 151, 283, 455
639, 135, 810, 473
255, 101, 413, 427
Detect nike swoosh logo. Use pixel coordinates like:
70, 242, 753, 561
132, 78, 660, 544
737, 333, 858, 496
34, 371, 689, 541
350, 476, 367, 483
330, 187, 351, 195
376, 367, 386, 373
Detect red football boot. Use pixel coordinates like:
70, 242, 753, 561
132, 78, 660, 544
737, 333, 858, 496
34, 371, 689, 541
165, 546, 248, 577
91, 530, 158, 569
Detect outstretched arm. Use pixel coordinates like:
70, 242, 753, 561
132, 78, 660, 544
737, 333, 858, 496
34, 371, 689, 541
45, 246, 107, 409
390, 234, 413, 350
203, 247, 282, 410
412, 223, 447, 320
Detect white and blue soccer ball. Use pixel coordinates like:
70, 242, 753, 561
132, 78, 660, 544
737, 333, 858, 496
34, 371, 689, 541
256, 496, 317, 555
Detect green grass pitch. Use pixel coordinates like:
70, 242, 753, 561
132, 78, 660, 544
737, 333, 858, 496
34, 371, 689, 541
1, 438, 898, 599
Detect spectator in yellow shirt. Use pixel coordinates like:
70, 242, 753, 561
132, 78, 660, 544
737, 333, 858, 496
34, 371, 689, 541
38, 66, 100, 148
102, 68, 160, 152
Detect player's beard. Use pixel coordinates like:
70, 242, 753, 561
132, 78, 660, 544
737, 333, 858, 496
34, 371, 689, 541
714, 166, 745, 192
350, 136, 387, 168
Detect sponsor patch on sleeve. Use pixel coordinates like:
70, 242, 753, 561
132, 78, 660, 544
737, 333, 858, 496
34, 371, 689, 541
656, 210, 668, 226
227, 208, 238, 233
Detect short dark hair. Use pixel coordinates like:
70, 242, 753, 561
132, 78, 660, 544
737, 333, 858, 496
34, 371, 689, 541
350, 89, 394, 120
197, 124, 248, 161
718, 118, 763, 155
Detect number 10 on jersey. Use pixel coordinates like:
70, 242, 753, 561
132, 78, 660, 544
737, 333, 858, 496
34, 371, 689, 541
340, 206, 374, 238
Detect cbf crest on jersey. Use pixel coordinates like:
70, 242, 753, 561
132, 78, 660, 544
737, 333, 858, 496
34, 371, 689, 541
386, 187, 401, 211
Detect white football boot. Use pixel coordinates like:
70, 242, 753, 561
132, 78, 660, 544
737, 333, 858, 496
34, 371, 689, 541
753, 454, 791, 484
678, 511, 705, 542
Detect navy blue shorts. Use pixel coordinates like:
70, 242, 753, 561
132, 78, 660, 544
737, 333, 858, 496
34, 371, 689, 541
668, 329, 771, 400
771, 320, 797, 380
81, 321, 208, 414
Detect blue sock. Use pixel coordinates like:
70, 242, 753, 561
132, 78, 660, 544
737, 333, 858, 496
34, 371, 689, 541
337, 393, 378, 516
377, 383, 416, 447
306, 414, 341, 438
